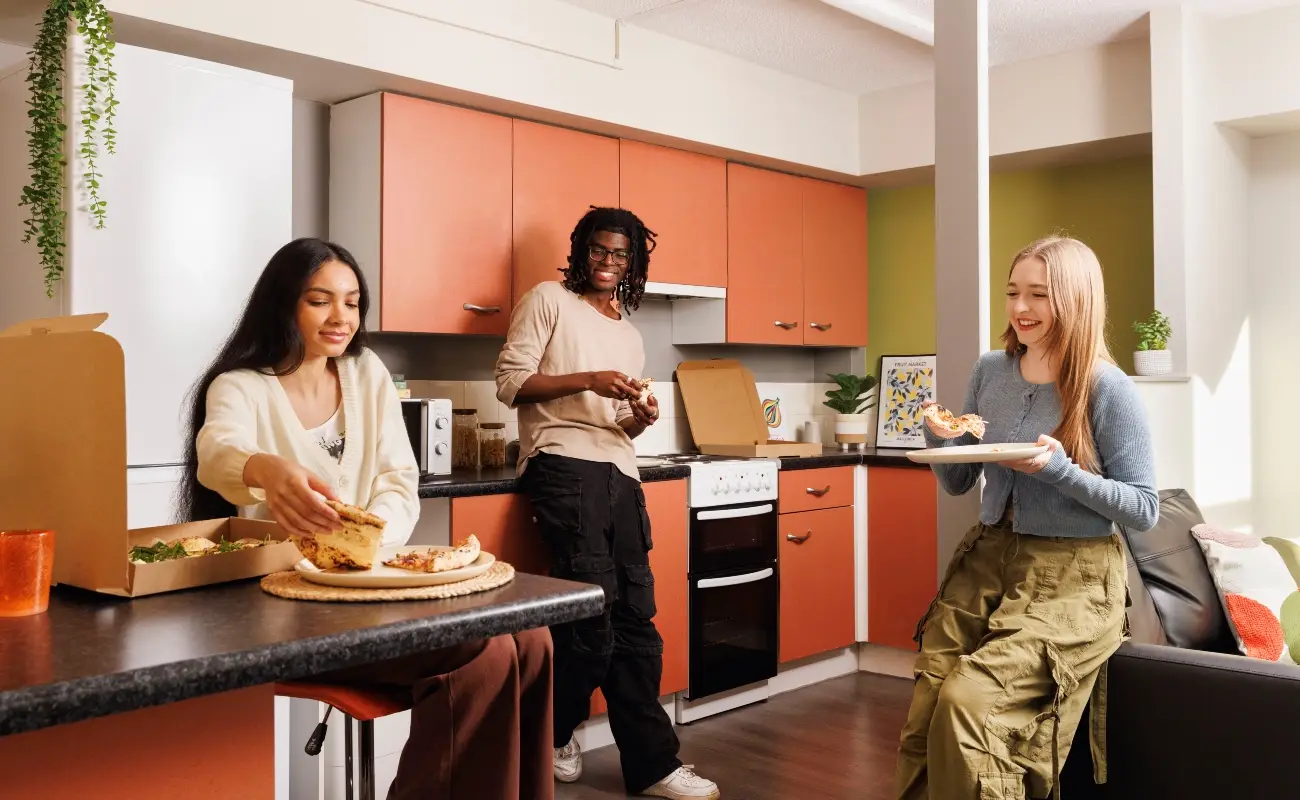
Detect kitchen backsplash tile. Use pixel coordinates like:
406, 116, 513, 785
405, 378, 858, 456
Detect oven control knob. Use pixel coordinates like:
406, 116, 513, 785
434, 416, 449, 430
434, 442, 448, 455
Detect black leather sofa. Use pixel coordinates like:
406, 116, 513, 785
1059, 489, 1300, 799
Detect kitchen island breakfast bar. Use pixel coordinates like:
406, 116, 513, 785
0, 573, 603, 798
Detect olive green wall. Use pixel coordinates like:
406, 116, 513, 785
865, 155, 1155, 377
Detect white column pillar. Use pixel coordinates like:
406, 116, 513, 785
933, 0, 990, 576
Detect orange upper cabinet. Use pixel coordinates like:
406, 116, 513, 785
726, 163, 804, 345
618, 140, 727, 289
329, 93, 513, 335
802, 178, 868, 347
513, 120, 620, 303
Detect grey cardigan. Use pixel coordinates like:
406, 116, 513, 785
924, 350, 1159, 537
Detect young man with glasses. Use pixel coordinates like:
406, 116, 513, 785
495, 207, 720, 800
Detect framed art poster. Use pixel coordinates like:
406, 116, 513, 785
876, 354, 937, 448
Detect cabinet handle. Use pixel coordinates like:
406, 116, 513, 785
463, 303, 501, 314
809, 321, 832, 331
787, 532, 811, 544
774, 320, 798, 330
806, 486, 831, 497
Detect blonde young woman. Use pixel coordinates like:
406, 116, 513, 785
895, 236, 1158, 800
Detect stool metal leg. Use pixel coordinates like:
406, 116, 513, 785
344, 713, 355, 800
359, 719, 376, 800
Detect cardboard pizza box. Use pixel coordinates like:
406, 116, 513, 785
675, 359, 822, 458
0, 313, 300, 597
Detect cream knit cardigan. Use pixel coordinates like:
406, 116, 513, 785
196, 348, 420, 547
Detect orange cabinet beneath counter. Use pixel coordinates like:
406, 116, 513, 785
778, 505, 856, 663
866, 466, 937, 651
592, 478, 689, 713
513, 120, 620, 304
778, 466, 854, 514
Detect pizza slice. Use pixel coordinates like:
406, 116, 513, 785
383, 535, 482, 573
292, 501, 386, 571
922, 403, 986, 440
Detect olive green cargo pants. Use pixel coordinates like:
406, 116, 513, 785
895, 520, 1128, 800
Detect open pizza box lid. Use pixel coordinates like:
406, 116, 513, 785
675, 359, 821, 458
0, 313, 299, 597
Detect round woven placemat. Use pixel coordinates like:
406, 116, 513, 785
260, 561, 516, 602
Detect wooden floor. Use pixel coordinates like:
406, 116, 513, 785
556, 672, 913, 799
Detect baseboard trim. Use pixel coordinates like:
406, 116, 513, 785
856, 642, 915, 679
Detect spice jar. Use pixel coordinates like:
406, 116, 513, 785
478, 422, 508, 468
451, 409, 479, 469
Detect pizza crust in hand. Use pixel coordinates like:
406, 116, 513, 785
383, 535, 482, 573
293, 500, 386, 571
922, 404, 986, 440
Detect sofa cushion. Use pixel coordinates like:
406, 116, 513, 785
1118, 532, 1168, 645
1191, 524, 1300, 663
1119, 489, 1235, 652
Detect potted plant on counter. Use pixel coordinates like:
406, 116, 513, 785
824, 372, 878, 449
1132, 309, 1173, 376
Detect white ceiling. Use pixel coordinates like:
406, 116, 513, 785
560, 0, 1300, 93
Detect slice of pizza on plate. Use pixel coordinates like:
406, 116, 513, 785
292, 501, 386, 571
923, 403, 986, 440
384, 535, 482, 573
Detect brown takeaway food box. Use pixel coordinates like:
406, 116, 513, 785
675, 359, 822, 458
0, 313, 301, 597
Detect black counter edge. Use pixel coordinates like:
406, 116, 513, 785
0, 585, 604, 737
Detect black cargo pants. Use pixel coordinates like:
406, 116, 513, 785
519, 451, 682, 793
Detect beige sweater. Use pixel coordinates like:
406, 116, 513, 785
496, 281, 645, 481
196, 349, 420, 547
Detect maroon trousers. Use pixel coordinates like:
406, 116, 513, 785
316, 628, 554, 800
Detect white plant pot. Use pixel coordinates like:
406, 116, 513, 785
1133, 349, 1173, 376
834, 412, 872, 446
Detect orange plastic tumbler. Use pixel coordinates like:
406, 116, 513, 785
0, 530, 55, 617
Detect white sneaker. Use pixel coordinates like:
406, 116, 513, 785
639, 765, 720, 799
553, 735, 582, 783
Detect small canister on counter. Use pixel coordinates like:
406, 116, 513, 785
452, 409, 479, 468
478, 422, 508, 468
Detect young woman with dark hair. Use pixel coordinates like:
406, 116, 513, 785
180, 237, 555, 800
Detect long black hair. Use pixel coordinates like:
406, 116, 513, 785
175, 238, 370, 522
560, 206, 656, 312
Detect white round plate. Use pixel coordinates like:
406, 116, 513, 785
294, 545, 496, 589
906, 443, 1049, 464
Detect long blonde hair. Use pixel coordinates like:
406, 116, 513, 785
1000, 235, 1114, 474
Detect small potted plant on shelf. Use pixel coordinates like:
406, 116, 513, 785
1132, 309, 1173, 376
824, 372, 878, 449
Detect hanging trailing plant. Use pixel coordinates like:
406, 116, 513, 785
19, 0, 118, 297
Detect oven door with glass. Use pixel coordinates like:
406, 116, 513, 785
686, 563, 780, 700
688, 501, 778, 575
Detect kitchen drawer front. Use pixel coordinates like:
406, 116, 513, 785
778, 466, 853, 513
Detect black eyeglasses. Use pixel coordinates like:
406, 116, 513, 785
588, 244, 630, 266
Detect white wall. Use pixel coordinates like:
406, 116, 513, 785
105, 0, 861, 174
1212, 4, 1300, 126
292, 99, 330, 240
1247, 133, 1300, 539
859, 38, 1151, 175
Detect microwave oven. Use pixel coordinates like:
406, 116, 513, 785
400, 398, 453, 475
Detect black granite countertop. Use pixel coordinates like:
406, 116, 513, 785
418, 448, 923, 499
0, 574, 603, 737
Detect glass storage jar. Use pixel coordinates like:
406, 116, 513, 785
451, 409, 479, 469
478, 422, 508, 468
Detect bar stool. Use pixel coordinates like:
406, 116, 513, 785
276, 681, 413, 800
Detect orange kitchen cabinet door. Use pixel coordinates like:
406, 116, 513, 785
726, 163, 804, 345
866, 467, 937, 650
802, 178, 868, 346
618, 140, 727, 288
777, 466, 854, 514
381, 94, 513, 334
779, 505, 856, 663
593, 479, 689, 715
513, 120, 620, 303
450, 494, 550, 576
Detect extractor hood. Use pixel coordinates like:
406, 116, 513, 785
642, 281, 726, 300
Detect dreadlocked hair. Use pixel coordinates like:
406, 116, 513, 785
560, 206, 657, 312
